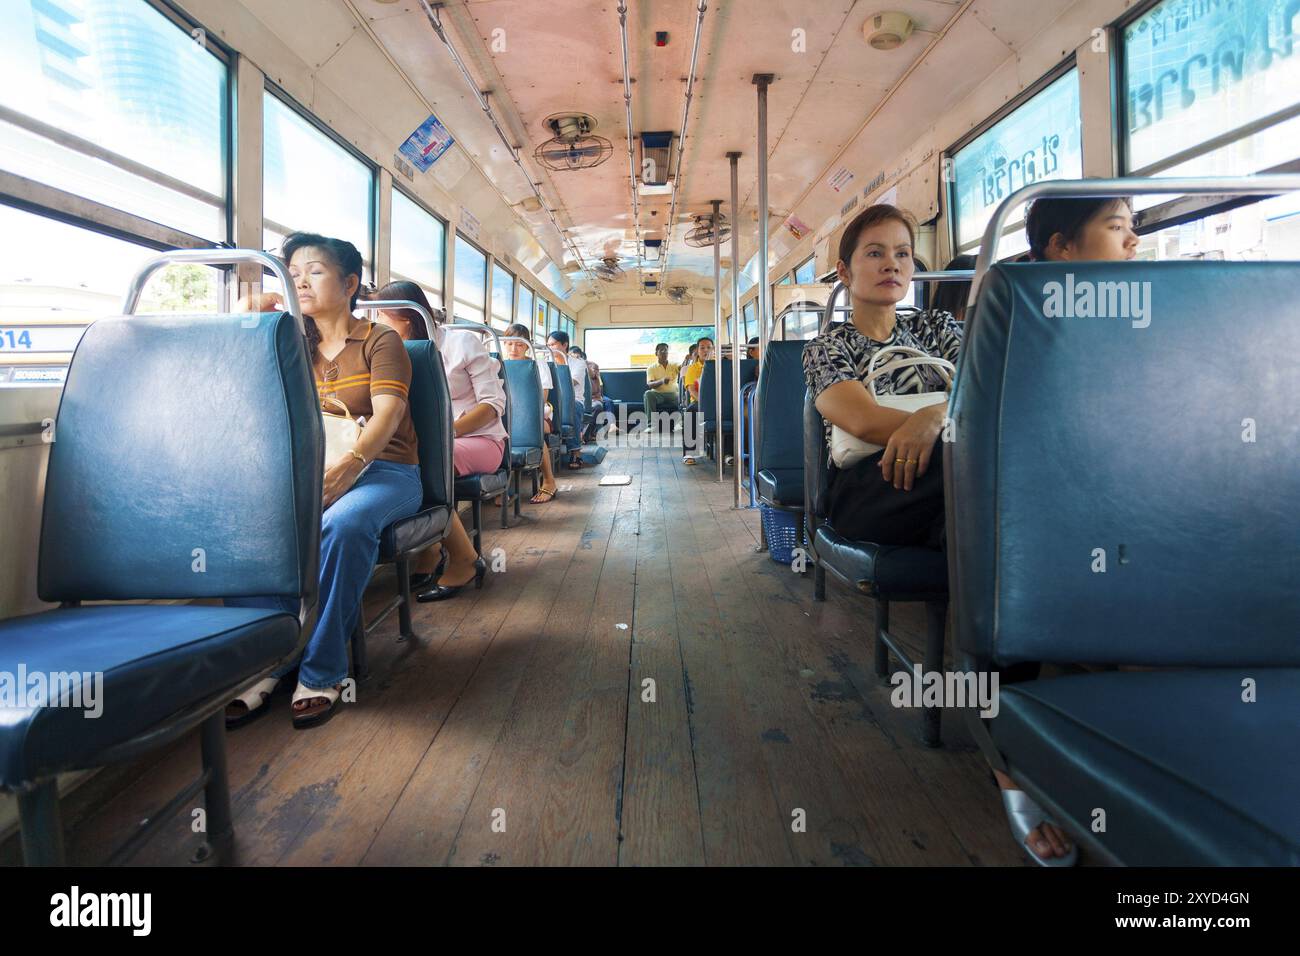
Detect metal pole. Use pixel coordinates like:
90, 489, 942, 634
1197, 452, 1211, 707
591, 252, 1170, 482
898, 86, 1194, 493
710, 198, 722, 479
745, 74, 773, 507
726, 151, 741, 488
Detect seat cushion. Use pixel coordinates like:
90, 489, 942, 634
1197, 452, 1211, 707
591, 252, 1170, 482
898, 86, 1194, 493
757, 467, 803, 508
378, 504, 450, 563
994, 670, 1300, 865
0, 605, 298, 785
813, 525, 947, 599
455, 470, 509, 499
511, 446, 543, 468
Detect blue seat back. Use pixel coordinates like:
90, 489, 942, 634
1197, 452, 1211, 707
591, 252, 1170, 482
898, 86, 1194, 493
948, 261, 1300, 667
554, 360, 577, 432
600, 369, 649, 406
802, 389, 831, 523
757, 341, 806, 480
700, 359, 758, 425
38, 312, 321, 603
405, 339, 455, 511
504, 358, 543, 451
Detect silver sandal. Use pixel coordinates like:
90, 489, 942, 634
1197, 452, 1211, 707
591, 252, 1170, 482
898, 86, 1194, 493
1001, 788, 1079, 867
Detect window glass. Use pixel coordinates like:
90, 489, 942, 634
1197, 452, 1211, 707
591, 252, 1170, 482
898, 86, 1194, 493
585, 325, 714, 369
1122, 0, 1300, 175
0, 0, 228, 240
742, 300, 756, 342
491, 262, 514, 329
518, 284, 534, 332
391, 189, 444, 304
778, 273, 793, 285
1135, 191, 1300, 261
794, 257, 817, 284
950, 69, 1082, 256
263, 93, 372, 270
452, 233, 486, 325
0, 204, 218, 377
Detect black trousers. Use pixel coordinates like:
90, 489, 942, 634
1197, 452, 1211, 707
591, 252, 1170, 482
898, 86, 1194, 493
827, 437, 947, 549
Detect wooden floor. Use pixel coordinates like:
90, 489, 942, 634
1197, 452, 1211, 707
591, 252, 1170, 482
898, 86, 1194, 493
32, 438, 1027, 866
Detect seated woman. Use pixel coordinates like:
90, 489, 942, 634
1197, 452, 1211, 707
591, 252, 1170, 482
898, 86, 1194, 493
928, 253, 975, 323
370, 280, 498, 602
503, 322, 559, 503
581, 349, 616, 441
226, 232, 424, 729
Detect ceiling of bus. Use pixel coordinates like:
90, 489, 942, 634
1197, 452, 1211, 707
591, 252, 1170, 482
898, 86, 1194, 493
255, 0, 1081, 304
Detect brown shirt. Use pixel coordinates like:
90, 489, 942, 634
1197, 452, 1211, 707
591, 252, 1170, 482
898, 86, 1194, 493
315, 320, 419, 465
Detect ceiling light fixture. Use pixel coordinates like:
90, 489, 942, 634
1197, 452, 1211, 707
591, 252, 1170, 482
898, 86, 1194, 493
864, 12, 914, 50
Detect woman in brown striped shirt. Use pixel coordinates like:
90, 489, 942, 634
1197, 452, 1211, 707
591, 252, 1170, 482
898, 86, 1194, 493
226, 232, 423, 730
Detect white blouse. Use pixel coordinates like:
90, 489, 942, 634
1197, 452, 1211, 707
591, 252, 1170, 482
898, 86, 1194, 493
432, 325, 508, 442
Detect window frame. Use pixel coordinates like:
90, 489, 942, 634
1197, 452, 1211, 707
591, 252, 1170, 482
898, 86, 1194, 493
389, 184, 447, 304
943, 55, 1080, 259
262, 81, 378, 272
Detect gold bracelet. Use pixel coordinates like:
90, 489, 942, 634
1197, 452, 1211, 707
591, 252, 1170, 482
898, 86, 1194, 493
349, 448, 366, 465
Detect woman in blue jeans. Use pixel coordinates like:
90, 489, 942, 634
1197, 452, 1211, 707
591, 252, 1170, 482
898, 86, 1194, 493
225, 232, 423, 730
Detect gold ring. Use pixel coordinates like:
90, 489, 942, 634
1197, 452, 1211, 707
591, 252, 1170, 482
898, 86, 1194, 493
894, 458, 905, 463
906, 458, 917, 464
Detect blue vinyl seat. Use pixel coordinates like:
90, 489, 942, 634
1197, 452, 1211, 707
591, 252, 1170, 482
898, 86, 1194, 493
351, 338, 455, 676
698, 359, 757, 461
599, 369, 646, 417
503, 358, 544, 512
804, 390, 949, 745
0, 310, 320, 865
948, 260, 1300, 865
755, 342, 808, 549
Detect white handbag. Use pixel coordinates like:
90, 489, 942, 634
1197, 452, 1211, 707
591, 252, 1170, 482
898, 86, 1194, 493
829, 345, 955, 469
321, 395, 364, 471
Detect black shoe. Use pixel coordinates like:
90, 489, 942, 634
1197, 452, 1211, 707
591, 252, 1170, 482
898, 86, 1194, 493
416, 557, 487, 603
409, 551, 447, 591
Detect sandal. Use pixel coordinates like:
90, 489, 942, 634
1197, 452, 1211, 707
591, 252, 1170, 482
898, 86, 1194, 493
566, 458, 584, 470
1001, 788, 1078, 867
291, 681, 343, 730
530, 486, 557, 504
682, 456, 698, 465
225, 677, 280, 729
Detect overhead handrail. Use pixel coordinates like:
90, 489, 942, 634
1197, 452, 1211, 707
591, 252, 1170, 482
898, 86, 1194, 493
444, 319, 505, 357
969, 175, 1300, 307
497, 335, 538, 357
354, 299, 437, 341
122, 248, 303, 333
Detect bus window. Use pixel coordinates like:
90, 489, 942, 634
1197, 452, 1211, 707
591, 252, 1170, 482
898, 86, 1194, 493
263, 92, 373, 273
391, 189, 446, 307
0, 0, 228, 242
453, 233, 488, 325
585, 325, 713, 369
0, 205, 218, 377
949, 69, 1082, 259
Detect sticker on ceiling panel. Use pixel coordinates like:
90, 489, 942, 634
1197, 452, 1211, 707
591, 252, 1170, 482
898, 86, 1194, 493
784, 215, 809, 241
826, 167, 855, 193
399, 113, 456, 172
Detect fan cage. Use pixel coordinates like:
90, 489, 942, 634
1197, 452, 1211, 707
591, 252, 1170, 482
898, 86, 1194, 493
533, 135, 614, 171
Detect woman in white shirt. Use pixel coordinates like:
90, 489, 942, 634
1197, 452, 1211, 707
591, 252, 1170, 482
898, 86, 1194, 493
371, 281, 503, 600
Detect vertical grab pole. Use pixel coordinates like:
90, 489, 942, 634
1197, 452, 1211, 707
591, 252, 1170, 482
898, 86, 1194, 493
746, 74, 774, 508
710, 198, 723, 479
726, 151, 741, 486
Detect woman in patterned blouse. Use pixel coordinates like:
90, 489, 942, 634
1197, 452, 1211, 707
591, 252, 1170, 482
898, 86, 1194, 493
802, 204, 961, 549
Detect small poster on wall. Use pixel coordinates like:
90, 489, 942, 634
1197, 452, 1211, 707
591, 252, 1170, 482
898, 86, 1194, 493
784, 214, 809, 240
399, 113, 456, 172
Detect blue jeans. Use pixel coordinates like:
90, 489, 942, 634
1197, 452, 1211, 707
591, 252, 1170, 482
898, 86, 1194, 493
230, 460, 423, 690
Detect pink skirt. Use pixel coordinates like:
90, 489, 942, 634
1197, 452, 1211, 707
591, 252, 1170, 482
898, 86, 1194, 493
453, 435, 506, 476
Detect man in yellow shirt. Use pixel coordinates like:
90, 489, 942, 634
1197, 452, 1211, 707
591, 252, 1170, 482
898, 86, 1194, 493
643, 343, 681, 418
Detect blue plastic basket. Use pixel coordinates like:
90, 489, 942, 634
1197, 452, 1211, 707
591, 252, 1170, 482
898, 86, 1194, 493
760, 503, 804, 565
